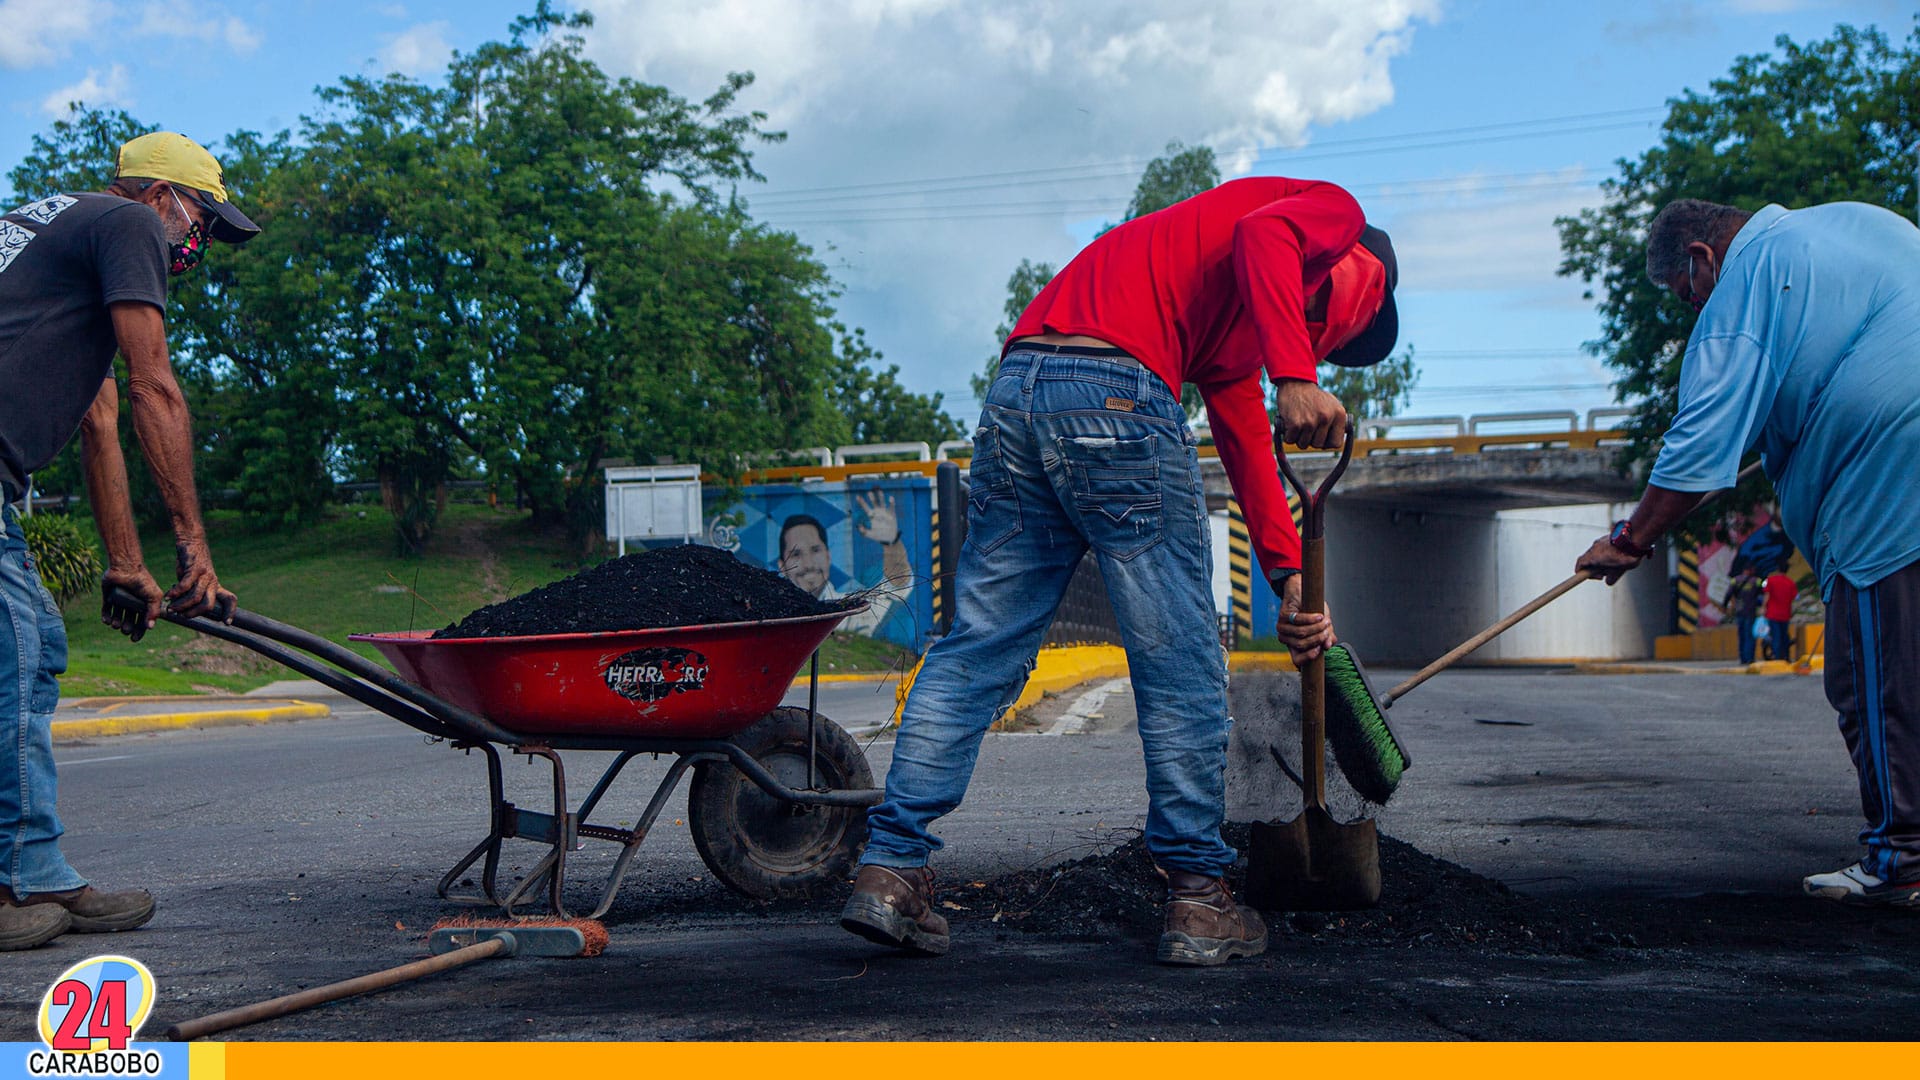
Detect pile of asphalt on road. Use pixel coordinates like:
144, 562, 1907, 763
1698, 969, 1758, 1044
433, 544, 858, 639
957, 823, 1627, 955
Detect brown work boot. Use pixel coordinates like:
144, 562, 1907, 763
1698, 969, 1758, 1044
1156, 871, 1268, 967
0, 903, 71, 951
840, 865, 950, 955
4, 885, 155, 933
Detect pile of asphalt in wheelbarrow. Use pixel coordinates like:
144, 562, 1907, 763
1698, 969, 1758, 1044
433, 544, 858, 638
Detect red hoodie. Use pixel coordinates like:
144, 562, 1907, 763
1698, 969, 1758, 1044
1006, 176, 1377, 576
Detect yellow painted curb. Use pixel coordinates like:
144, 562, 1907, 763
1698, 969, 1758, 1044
1006, 645, 1130, 716
1227, 652, 1296, 672
1569, 659, 1823, 676
888, 644, 1133, 728
51, 701, 330, 742
788, 671, 894, 689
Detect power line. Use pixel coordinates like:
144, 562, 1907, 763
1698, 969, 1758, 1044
744, 107, 1659, 206
759, 175, 1604, 226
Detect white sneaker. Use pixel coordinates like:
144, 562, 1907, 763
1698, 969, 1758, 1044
1802, 861, 1920, 907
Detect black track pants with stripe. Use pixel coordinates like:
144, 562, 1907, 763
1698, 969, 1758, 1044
1825, 556, 1920, 883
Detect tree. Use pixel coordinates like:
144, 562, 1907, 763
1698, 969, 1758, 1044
1556, 22, 1920, 532
1320, 346, 1419, 422
832, 326, 964, 446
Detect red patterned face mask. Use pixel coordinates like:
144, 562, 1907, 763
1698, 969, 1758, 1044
167, 190, 208, 276
1309, 246, 1386, 360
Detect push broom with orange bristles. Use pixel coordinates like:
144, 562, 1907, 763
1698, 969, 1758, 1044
163, 916, 608, 1041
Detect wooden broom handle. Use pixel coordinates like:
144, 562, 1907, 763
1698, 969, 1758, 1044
1385, 571, 1595, 703
1377, 460, 1764, 705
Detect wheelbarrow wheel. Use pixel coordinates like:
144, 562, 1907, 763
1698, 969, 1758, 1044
688, 707, 873, 900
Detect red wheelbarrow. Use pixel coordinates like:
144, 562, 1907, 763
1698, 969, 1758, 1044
119, 591, 882, 919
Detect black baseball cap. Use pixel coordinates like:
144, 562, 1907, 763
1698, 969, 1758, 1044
1323, 224, 1399, 368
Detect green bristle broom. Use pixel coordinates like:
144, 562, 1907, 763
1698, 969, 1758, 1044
1324, 572, 1592, 804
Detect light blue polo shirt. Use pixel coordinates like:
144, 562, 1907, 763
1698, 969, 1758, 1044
1649, 201, 1920, 598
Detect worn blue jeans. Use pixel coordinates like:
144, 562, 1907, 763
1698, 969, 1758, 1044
1, 503, 85, 896
863, 348, 1236, 876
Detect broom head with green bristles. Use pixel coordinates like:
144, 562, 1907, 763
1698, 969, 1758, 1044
1323, 642, 1410, 805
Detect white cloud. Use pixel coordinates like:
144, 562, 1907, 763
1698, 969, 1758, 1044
1387, 169, 1601, 300
131, 3, 263, 53
221, 15, 262, 53
377, 20, 453, 78
579, 0, 1439, 405
39, 63, 131, 116
0, 0, 108, 69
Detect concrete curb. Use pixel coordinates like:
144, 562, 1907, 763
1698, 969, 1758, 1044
1570, 658, 1824, 676
788, 671, 895, 689
1005, 645, 1130, 718
51, 700, 331, 743
884, 644, 1133, 729
1227, 652, 1295, 672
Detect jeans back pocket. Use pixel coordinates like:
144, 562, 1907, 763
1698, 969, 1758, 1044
1060, 433, 1164, 560
965, 425, 1023, 555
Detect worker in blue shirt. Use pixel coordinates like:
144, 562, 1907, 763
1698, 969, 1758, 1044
1576, 197, 1920, 908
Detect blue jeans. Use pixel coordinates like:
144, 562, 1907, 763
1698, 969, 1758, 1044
863, 348, 1236, 876
1, 503, 85, 896
1736, 615, 1757, 665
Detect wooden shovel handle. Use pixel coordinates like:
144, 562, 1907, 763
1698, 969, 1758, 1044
1385, 571, 1595, 703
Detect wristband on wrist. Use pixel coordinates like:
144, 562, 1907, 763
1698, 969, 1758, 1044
1267, 567, 1300, 589
1608, 519, 1655, 559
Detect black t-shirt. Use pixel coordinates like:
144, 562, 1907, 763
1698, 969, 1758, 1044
0, 192, 168, 499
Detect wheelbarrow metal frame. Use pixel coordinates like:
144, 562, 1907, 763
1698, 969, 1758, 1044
150, 603, 883, 919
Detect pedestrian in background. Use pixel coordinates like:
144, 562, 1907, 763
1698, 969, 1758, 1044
1764, 569, 1798, 662
1575, 196, 1920, 907
1727, 568, 1764, 665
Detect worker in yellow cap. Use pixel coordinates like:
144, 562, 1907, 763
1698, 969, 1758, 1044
0, 132, 258, 950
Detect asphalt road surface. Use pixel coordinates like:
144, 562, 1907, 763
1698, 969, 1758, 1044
3, 669, 1914, 1041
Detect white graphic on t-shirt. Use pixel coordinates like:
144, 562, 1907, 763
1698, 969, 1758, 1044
13, 194, 76, 225
0, 195, 79, 276
0, 220, 34, 276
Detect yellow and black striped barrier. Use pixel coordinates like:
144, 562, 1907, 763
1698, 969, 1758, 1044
1676, 547, 1700, 634
1227, 500, 1252, 641
930, 502, 942, 631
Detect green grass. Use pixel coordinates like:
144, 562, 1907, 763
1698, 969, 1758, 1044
56, 503, 912, 696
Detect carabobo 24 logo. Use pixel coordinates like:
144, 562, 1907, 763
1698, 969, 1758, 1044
30, 955, 161, 1077
604, 646, 710, 703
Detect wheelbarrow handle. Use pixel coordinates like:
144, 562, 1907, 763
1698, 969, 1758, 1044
1276, 418, 1357, 541
104, 586, 521, 747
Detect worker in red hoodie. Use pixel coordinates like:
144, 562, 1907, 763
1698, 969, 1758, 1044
840, 176, 1398, 966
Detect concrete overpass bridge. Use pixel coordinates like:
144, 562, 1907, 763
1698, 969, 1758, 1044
1197, 412, 1666, 665
736, 409, 1670, 664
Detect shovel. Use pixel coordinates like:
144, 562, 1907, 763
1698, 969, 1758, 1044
1245, 420, 1381, 911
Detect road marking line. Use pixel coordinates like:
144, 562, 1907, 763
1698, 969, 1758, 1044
58, 755, 135, 766
1045, 678, 1131, 737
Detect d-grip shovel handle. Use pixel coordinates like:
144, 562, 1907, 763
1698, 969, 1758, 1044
1277, 419, 1357, 541
1276, 419, 1355, 811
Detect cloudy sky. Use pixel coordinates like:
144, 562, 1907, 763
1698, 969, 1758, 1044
3, 0, 1909, 427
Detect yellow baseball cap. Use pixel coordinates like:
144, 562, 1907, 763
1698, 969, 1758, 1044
115, 131, 260, 243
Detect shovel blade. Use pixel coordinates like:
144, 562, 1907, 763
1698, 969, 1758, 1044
1245, 805, 1381, 911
